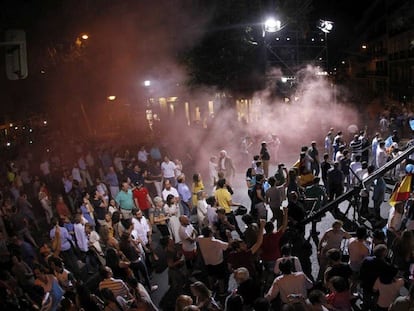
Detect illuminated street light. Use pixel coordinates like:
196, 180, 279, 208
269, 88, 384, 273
43, 120, 47, 125
318, 20, 334, 33
317, 20, 334, 71
264, 18, 281, 34
107, 95, 116, 101
75, 33, 89, 48
362, 44, 367, 49
144, 80, 151, 87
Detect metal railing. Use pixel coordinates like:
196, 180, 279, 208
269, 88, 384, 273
301, 143, 414, 225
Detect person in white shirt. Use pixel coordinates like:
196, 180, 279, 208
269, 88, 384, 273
349, 155, 362, 186
376, 141, 388, 169
78, 155, 93, 187
174, 159, 183, 179
161, 156, 176, 186
209, 156, 218, 188
386, 202, 404, 248
71, 163, 82, 183
178, 215, 197, 270
74, 214, 88, 251
137, 146, 149, 163
359, 163, 374, 217
95, 177, 109, 204
204, 196, 218, 228
131, 209, 151, 246
325, 131, 333, 160
73, 214, 97, 274
161, 179, 180, 202
164, 194, 181, 243
196, 191, 208, 228
371, 133, 380, 167
85, 222, 103, 256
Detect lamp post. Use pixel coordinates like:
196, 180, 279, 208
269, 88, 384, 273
317, 20, 334, 70
262, 17, 284, 76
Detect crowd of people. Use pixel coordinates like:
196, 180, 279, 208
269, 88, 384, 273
0, 116, 414, 311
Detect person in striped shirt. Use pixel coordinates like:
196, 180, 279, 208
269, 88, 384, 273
98, 266, 132, 300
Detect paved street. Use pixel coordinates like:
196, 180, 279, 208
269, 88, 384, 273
150, 155, 395, 306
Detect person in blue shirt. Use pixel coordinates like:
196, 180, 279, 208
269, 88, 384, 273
177, 174, 192, 217
80, 192, 96, 227
49, 218, 81, 278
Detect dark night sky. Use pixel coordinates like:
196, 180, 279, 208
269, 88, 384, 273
0, 0, 374, 121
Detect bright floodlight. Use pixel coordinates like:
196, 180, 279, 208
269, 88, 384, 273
81, 34, 89, 40
318, 20, 333, 33
144, 80, 151, 87
264, 18, 281, 33
107, 95, 116, 101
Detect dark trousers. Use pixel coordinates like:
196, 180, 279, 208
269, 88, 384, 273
61, 248, 81, 278
226, 212, 244, 238
130, 259, 152, 290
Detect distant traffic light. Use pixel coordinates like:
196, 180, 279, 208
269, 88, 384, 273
3, 30, 28, 80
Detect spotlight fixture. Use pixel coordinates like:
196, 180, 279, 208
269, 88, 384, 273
264, 18, 281, 33
318, 20, 334, 33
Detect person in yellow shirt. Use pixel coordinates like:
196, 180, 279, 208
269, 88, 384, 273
192, 173, 204, 206
214, 178, 244, 238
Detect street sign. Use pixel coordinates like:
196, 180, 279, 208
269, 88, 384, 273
3, 30, 28, 80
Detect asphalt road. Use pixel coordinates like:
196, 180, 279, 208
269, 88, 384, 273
149, 157, 395, 307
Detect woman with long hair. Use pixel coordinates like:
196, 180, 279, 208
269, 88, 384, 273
105, 247, 132, 280
190, 281, 221, 311
164, 194, 181, 243
192, 173, 204, 207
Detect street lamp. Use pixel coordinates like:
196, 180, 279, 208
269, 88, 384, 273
263, 18, 281, 36
317, 20, 334, 70
75, 33, 89, 48
107, 95, 116, 101
144, 80, 151, 87
318, 20, 333, 34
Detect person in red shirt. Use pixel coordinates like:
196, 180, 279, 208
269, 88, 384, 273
56, 194, 71, 219
133, 182, 154, 218
260, 206, 288, 289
